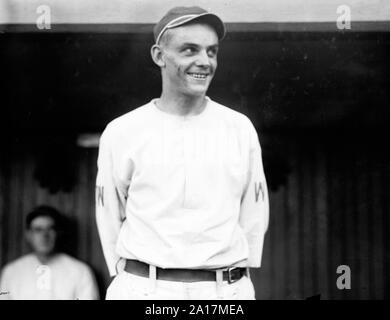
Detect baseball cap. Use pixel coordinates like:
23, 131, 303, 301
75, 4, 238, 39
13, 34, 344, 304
153, 6, 226, 45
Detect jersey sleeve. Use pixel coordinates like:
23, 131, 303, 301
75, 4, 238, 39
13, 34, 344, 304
239, 120, 269, 268
95, 126, 127, 277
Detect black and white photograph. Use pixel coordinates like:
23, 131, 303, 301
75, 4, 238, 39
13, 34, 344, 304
0, 0, 389, 302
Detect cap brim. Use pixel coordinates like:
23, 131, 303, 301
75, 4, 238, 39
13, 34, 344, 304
188, 13, 225, 40
155, 12, 225, 44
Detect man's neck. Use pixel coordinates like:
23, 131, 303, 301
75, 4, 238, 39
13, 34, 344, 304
35, 252, 56, 265
157, 91, 207, 116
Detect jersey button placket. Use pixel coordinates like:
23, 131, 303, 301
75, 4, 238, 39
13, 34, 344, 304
182, 119, 196, 209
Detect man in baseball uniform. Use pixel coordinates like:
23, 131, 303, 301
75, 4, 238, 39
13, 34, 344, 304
96, 6, 269, 300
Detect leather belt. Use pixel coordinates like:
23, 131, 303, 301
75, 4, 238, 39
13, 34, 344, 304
124, 259, 247, 284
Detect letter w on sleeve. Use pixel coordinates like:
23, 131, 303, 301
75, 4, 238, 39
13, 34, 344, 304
239, 119, 269, 267
95, 126, 127, 276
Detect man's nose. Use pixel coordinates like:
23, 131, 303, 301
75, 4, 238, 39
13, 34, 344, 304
42, 230, 52, 238
195, 50, 211, 67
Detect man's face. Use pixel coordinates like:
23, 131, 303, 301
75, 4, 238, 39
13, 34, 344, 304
27, 216, 57, 256
160, 23, 219, 97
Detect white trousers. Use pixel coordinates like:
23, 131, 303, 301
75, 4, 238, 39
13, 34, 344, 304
106, 268, 256, 300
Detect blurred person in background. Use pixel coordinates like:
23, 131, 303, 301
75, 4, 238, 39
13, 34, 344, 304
0, 205, 99, 300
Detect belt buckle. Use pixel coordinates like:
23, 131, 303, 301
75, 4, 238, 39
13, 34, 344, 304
227, 267, 240, 284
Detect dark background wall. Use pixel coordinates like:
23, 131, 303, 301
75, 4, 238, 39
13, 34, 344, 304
0, 27, 389, 299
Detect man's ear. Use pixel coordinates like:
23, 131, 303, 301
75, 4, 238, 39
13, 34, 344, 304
151, 44, 166, 68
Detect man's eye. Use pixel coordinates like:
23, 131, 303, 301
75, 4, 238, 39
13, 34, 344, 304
184, 47, 196, 54
208, 49, 218, 57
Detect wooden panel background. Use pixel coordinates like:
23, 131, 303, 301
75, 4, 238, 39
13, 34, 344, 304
0, 134, 389, 299
251, 136, 390, 299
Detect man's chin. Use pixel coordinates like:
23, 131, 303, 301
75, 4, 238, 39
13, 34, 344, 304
185, 85, 210, 97
36, 247, 55, 255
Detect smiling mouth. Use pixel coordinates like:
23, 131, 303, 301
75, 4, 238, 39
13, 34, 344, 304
187, 73, 209, 80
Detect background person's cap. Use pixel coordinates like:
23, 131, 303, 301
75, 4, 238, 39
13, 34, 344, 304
153, 6, 226, 45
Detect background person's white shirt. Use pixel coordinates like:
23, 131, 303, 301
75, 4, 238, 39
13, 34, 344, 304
0, 253, 99, 300
96, 98, 269, 276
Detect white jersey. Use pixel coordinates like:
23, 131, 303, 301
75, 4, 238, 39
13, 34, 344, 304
96, 97, 269, 276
